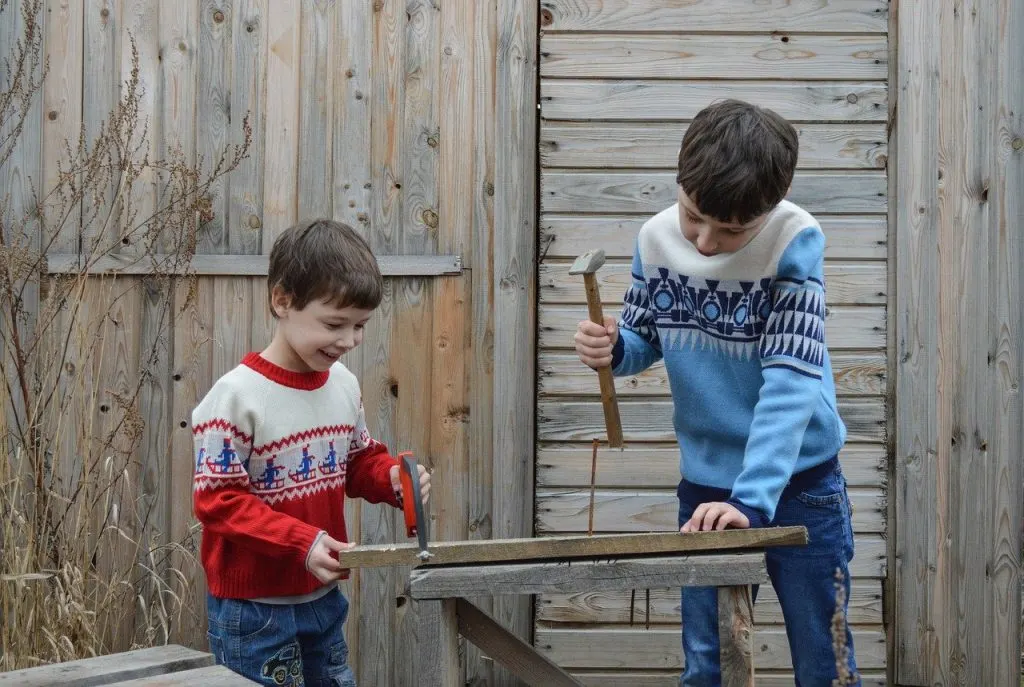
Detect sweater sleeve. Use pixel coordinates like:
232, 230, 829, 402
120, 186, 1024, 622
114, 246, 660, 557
192, 386, 322, 563
611, 240, 663, 376
345, 398, 402, 506
727, 228, 828, 526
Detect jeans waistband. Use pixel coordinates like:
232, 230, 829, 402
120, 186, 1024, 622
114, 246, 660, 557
678, 454, 841, 502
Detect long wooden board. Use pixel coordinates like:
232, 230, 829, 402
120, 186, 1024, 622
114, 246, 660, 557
339, 527, 807, 569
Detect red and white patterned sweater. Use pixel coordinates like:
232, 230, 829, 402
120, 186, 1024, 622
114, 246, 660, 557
192, 352, 400, 599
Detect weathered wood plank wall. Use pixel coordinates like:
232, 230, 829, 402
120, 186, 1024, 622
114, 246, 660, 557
6, 1, 535, 685
537, 1, 890, 684
891, 0, 1023, 685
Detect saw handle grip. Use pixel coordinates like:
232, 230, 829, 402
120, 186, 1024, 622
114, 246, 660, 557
397, 451, 418, 538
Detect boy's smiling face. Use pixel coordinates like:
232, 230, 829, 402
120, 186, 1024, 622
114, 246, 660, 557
266, 288, 374, 373
677, 186, 770, 257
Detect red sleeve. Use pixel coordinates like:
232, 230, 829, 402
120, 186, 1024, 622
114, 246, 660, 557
345, 439, 401, 506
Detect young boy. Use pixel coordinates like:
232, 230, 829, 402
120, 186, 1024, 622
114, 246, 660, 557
192, 218, 430, 686
575, 100, 859, 685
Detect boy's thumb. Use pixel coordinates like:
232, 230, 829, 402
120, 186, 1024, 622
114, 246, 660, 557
322, 535, 353, 552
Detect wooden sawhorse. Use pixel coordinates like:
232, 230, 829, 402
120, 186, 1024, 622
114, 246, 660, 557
409, 550, 769, 687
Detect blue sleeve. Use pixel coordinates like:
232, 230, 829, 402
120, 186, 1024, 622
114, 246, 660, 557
611, 241, 662, 376
727, 228, 827, 526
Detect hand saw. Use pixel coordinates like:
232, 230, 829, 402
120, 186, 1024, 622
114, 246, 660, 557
397, 451, 431, 561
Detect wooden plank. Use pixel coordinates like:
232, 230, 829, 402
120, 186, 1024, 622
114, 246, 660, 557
541, 81, 887, 122
334, 0, 372, 232
565, 671, 888, 687
539, 351, 887, 397
535, 487, 884, 534
409, 553, 769, 599
535, 626, 887, 671
539, 0, 889, 33
537, 398, 885, 444
537, 442, 886, 489
417, 599, 460, 687
891, 1, 941, 684
541, 171, 886, 215
718, 586, 754, 687
106, 665, 255, 686
0, 645, 214, 687
229, 0, 267, 254
260, 0, 298, 246
541, 35, 887, 80
540, 260, 887, 306
195, 0, 231, 253
44, 252, 463, 276
211, 276, 250, 379
493, 0, 538, 678
537, 578, 884, 625
539, 304, 887, 352
454, 598, 584, 687
540, 215, 888, 261
342, 528, 806, 570
540, 123, 888, 171
296, 0, 333, 220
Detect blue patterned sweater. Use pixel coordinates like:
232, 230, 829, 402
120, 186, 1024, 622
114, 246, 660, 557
610, 200, 847, 526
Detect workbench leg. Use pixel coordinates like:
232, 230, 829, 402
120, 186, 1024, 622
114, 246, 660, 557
418, 598, 460, 687
717, 585, 755, 687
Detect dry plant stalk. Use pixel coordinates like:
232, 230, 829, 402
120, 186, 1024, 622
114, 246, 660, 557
0, 0, 249, 669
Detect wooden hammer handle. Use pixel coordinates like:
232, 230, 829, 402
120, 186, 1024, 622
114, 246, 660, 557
582, 273, 624, 448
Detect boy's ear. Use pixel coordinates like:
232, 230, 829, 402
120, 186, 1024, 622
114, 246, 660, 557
270, 285, 293, 318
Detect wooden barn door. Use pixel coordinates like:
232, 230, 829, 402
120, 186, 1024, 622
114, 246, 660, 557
534, 1, 891, 683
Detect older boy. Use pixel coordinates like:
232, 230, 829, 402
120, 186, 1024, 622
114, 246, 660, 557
575, 100, 859, 685
192, 219, 430, 686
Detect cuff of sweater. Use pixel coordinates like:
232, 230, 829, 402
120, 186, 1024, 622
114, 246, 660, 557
304, 530, 327, 572
610, 336, 624, 370
726, 499, 769, 529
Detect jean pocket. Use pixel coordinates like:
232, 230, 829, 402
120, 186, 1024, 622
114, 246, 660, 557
328, 640, 349, 666
237, 600, 277, 641
207, 632, 226, 665
795, 489, 844, 508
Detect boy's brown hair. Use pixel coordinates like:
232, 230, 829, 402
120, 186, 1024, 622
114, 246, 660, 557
676, 99, 799, 224
267, 218, 383, 316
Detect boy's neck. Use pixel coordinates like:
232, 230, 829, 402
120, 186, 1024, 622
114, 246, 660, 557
260, 333, 307, 373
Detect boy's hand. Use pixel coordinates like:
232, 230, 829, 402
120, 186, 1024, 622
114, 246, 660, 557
306, 533, 355, 584
574, 315, 619, 369
681, 502, 750, 533
389, 463, 432, 505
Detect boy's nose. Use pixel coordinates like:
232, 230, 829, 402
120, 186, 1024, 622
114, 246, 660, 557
696, 231, 717, 254
335, 329, 355, 348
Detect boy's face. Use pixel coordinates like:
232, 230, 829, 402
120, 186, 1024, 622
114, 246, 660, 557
677, 187, 769, 257
270, 288, 374, 372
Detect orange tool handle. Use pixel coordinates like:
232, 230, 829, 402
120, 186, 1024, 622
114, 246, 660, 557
397, 451, 417, 538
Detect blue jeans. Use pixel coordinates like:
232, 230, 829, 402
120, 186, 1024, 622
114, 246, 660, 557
677, 457, 860, 686
207, 587, 356, 686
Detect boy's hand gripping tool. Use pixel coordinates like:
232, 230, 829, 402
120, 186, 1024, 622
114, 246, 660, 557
397, 451, 432, 561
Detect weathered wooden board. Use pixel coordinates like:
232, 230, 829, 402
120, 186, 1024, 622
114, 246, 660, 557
540, 123, 888, 170
538, 352, 886, 397
340, 527, 806, 570
539, 0, 889, 33
537, 577, 883, 625
542, 171, 886, 215
261, 0, 300, 244
410, 553, 769, 599
45, 253, 463, 276
536, 442, 886, 489
537, 399, 885, 444
540, 215, 888, 261
196, 0, 232, 254
535, 487, 884, 534
541, 81, 887, 122
535, 626, 887, 670
106, 665, 255, 686
539, 304, 887, 352
540, 260, 887, 306
564, 671, 887, 687
541, 35, 887, 80
0, 645, 213, 687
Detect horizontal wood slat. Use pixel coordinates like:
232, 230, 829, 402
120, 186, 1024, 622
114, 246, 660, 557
536, 442, 886, 489
541, 35, 887, 80
542, 171, 886, 214
45, 253, 464, 276
538, 352, 886, 397
541, 123, 887, 170
539, 304, 887, 351
541, 81, 887, 122
540, 0, 889, 34
537, 577, 883, 625
540, 215, 888, 261
535, 488, 884, 534
566, 671, 887, 687
537, 399, 885, 443
540, 260, 887, 305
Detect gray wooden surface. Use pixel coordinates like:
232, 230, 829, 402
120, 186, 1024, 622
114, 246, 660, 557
0, 646, 213, 687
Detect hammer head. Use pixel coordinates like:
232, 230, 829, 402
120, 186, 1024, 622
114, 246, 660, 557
568, 248, 606, 275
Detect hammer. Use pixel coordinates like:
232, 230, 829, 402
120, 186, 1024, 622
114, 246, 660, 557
569, 248, 624, 448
